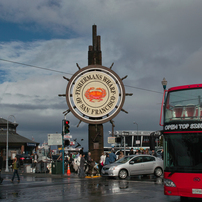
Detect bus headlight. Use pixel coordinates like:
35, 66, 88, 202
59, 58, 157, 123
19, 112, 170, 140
164, 179, 176, 187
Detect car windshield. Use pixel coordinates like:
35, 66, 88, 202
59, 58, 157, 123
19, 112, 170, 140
116, 156, 134, 164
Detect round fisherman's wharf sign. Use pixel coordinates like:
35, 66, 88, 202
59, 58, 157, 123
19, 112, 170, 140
66, 65, 125, 124
73, 71, 119, 117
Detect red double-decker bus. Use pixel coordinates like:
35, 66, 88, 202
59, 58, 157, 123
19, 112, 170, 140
160, 84, 202, 201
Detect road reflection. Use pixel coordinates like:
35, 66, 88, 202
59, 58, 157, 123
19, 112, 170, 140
0, 174, 164, 201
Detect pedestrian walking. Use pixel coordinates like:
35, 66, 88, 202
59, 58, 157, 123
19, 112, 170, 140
87, 152, 94, 175
73, 153, 81, 173
99, 152, 106, 174
34, 152, 38, 163
11, 156, 20, 183
79, 154, 86, 178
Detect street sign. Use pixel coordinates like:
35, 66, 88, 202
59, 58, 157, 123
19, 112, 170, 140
70, 141, 75, 146
48, 134, 62, 145
108, 137, 116, 144
64, 135, 72, 139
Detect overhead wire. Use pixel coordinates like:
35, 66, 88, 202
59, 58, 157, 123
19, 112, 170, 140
0, 58, 72, 75
124, 85, 163, 94
0, 58, 163, 94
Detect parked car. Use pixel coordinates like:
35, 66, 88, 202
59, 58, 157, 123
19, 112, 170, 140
16, 154, 32, 165
101, 154, 163, 179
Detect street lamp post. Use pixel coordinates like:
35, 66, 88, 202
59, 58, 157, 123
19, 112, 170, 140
5, 115, 16, 172
161, 77, 167, 90
133, 122, 139, 147
161, 77, 168, 105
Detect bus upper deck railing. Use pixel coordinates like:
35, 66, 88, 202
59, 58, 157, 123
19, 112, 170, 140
165, 104, 202, 122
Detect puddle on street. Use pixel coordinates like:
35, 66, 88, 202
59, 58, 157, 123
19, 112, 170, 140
0, 174, 164, 201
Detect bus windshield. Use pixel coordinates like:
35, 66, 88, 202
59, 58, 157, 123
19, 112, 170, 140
165, 88, 202, 123
164, 133, 202, 173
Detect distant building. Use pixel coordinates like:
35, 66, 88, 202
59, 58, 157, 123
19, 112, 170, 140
0, 118, 39, 166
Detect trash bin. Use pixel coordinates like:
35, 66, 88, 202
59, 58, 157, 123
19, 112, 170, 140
41, 162, 47, 173
24, 164, 32, 173
52, 162, 56, 174
52, 161, 62, 174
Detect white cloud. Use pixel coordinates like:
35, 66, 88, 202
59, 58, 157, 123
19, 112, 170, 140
1, 0, 202, 147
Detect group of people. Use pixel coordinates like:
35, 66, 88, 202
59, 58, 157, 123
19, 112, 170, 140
99, 149, 118, 173
72, 151, 96, 178
128, 148, 162, 157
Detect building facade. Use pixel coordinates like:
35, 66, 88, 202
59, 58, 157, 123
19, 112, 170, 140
0, 118, 39, 167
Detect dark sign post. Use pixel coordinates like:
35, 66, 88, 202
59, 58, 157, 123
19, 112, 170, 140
88, 25, 103, 162
62, 133, 64, 175
59, 25, 132, 165
122, 131, 129, 156
62, 119, 70, 175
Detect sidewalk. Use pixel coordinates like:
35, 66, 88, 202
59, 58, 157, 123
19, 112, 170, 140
1, 170, 79, 178
1, 170, 101, 179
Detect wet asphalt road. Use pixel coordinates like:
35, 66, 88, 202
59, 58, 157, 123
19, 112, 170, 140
0, 173, 200, 202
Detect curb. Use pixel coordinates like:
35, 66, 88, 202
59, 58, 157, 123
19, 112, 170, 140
85, 175, 101, 179
1, 171, 102, 179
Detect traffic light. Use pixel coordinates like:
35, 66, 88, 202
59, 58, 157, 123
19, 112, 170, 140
64, 139, 70, 146
115, 137, 121, 143
63, 120, 70, 134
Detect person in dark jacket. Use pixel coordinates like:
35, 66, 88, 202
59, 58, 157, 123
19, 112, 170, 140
79, 147, 84, 156
129, 148, 134, 155
79, 154, 86, 178
109, 150, 116, 163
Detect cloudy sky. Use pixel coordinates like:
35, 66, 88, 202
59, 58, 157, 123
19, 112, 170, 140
1, 0, 202, 150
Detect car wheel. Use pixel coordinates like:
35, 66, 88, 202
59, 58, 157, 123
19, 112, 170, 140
154, 167, 163, 177
118, 169, 128, 179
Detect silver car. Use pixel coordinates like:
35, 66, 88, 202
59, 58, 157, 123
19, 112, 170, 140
101, 155, 163, 179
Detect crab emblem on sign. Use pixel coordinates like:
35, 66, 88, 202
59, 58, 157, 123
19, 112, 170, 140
85, 87, 106, 102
